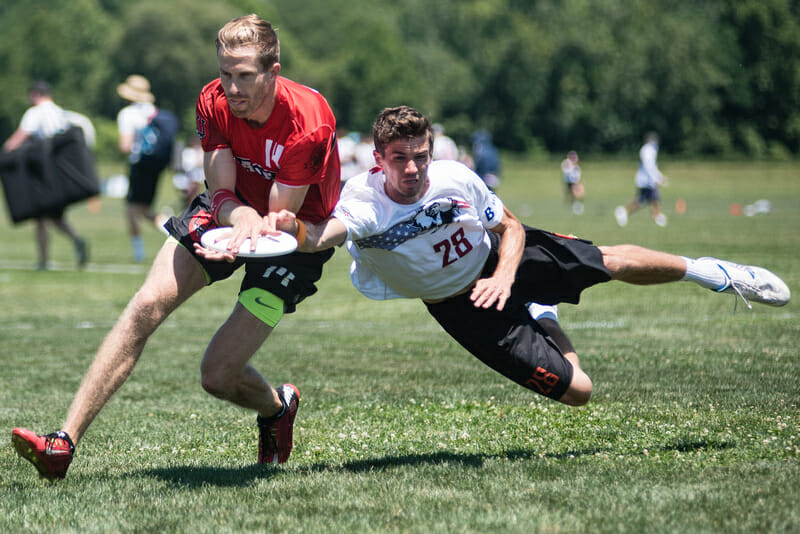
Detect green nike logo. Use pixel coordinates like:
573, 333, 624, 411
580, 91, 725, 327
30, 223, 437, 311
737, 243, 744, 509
255, 297, 279, 310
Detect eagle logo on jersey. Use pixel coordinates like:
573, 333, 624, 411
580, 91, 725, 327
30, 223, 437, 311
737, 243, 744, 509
355, 198, 471, 251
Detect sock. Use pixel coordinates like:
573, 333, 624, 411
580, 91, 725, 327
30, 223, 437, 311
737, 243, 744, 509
131, 236, 145, 263
681, 257, 728, 291
528, 302, 559, 322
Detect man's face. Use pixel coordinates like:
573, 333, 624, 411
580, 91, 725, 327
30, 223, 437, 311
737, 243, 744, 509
218, 45, 278, 122
374, 135, 431, 204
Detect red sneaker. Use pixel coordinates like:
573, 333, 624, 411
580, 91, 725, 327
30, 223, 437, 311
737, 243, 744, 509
257, 384, 300, 464
11, 428, 75, 480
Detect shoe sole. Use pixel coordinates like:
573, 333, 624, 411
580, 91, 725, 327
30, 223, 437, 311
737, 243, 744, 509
11, 433, 60, 480
745, 266, 791, 306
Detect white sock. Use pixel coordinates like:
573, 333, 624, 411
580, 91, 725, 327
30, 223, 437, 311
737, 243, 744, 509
681, 257, 728, 291
131, 236, 145, 259
528, 302, 559, 322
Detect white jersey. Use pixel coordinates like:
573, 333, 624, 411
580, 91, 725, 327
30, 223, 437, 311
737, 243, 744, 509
117, 102, 157, 163
334, 160, 504, 301
116, 102, 156, 136
635, 142, 663, 188
561, 159, 581, 184
19, 101, 69, 139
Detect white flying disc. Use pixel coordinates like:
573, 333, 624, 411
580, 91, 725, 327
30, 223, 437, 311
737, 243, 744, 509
200, 227, 298, 258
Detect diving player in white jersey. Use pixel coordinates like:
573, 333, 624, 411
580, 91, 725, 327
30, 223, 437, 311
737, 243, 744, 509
201, 106, 790, 409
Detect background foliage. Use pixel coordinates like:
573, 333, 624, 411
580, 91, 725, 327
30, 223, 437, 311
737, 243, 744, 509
0, 0, 798, 159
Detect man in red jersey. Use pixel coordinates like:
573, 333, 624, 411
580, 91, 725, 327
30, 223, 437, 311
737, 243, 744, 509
11, 14, 341, 480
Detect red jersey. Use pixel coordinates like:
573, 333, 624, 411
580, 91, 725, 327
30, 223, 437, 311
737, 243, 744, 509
195, 77, 340, 223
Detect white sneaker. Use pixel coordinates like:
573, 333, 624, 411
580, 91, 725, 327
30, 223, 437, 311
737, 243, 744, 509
615, 206, 628, 227
707, 258, 791, 308
654, 213, 668, 227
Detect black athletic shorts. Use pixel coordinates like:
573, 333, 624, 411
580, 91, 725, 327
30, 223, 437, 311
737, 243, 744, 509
636, 186, 660, 205
163, 191, 334, 314
425, 226, 611, 400
127, 158, 169, 206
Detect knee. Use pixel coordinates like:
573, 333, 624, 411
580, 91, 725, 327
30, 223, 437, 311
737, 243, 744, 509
128, 288, 169, 329
200, 358, 237, 400
559, 369, 592, 407
200, 363, 228, 399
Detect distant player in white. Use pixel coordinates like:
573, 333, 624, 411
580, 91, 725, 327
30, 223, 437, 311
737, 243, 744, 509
615, 132, 667, 227
337, 129, 361, 181
264, 106, 789, 409
560, 150, 584, 214
431, 123, 459, 161
1, 81, 89, 270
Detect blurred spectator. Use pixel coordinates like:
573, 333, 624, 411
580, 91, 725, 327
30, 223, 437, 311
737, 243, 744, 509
337, 129, 361, 181
458, 145, 474, 170
615, 132, 668, 227
2, 81, 89, 270
354, 132, 376, 174
471, 129, 500, 190
172, 135, 205, 207
432, 123, 459, 161
561, 150, 584, 214
117, 74, 178, 261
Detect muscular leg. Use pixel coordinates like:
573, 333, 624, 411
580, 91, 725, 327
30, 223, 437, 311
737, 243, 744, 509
200, 304, 283, 418
62, 240, 207, 444
599, 244, 686, 285
599, 244, 790, 307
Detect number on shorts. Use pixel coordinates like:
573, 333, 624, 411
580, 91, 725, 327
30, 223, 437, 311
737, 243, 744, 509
525, 367, 560, 396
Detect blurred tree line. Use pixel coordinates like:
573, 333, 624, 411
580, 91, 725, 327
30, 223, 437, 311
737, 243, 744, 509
0, 0, 797, 160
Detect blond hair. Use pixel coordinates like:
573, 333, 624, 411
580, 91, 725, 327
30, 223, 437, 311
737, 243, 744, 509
216, 14, 280, 71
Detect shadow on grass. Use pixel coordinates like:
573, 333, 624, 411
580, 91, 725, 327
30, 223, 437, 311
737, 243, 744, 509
139, 463, 282, 487
138, 437, 734, 487
306, 437, 736, 474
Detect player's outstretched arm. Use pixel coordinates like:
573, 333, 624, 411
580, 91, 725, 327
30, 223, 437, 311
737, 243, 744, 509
267, 210, 347, 253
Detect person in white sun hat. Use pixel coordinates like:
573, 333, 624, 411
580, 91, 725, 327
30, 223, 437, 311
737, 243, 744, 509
116, 74, 177, 262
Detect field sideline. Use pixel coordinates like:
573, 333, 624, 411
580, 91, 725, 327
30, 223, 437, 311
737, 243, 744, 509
1, 158, 798, 533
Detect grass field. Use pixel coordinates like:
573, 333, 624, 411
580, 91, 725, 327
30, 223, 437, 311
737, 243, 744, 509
1, 158, 798, 533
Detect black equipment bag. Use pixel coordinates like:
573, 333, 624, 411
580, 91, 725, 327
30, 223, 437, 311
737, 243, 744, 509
0, 126, 99, 223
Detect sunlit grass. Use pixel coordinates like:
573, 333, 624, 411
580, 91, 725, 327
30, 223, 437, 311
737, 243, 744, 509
1, 159, 798, 533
